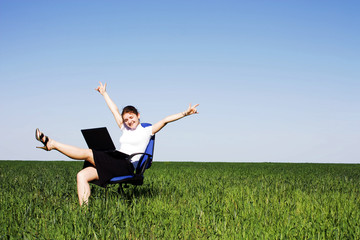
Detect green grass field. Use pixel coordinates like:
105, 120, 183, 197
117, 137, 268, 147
1, 161, 360, 239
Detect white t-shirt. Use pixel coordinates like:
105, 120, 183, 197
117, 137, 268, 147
118, 123, 153, 168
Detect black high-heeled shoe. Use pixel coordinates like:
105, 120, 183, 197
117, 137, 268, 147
35, 128, 50, 151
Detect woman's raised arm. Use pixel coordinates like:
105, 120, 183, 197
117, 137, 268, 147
96, 82, 123, 128
152, 104, 199, 135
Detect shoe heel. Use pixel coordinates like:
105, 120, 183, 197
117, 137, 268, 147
36, 146, 48, 151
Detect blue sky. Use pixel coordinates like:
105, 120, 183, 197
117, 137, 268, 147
1, 1, 359, 163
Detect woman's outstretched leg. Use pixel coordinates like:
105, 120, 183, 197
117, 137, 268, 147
51, 140, 95, 164
36, 128, 95, 166
77, 167, 99, 206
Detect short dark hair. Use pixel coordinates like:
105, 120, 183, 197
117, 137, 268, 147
121, 105, 139, 116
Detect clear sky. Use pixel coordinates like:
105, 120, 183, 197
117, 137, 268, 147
1, 0, 359, 163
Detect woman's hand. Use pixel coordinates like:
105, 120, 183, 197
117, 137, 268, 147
95, 82, 107, 95
183, 103, 199, 116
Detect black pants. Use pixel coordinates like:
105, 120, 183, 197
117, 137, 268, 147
83, 150, 134, 187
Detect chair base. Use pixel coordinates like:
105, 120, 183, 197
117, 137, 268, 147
109, 175, 144, 195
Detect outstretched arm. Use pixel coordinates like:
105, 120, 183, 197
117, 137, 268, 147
96, 82, 123, 128
152, 104, 199, 135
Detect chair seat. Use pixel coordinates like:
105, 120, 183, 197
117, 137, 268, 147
109, 174, 144, 187
110, 175, 135, 182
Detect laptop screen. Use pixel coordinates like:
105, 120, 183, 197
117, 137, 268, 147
81, 127, 116, 151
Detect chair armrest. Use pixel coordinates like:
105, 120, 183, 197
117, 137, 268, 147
127, 153, 153, 175
127, 152, 152, 160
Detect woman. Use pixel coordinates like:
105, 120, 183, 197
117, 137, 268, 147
35, 82, 199, 205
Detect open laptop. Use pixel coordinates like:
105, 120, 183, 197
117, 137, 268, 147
81, 127, 116, 151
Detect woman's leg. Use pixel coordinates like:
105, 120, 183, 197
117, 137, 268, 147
36, 129, 95, 165
77, 167, 99, 206
50, 139, 95, 165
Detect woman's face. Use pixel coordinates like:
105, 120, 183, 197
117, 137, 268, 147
122, 112, 140, 130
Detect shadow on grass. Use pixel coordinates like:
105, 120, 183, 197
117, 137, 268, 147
94, 183, 161, 202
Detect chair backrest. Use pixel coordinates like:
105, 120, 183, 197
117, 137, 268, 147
136, 123, 155, 174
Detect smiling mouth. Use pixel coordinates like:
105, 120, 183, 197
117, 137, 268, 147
127, 122, 136, 128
